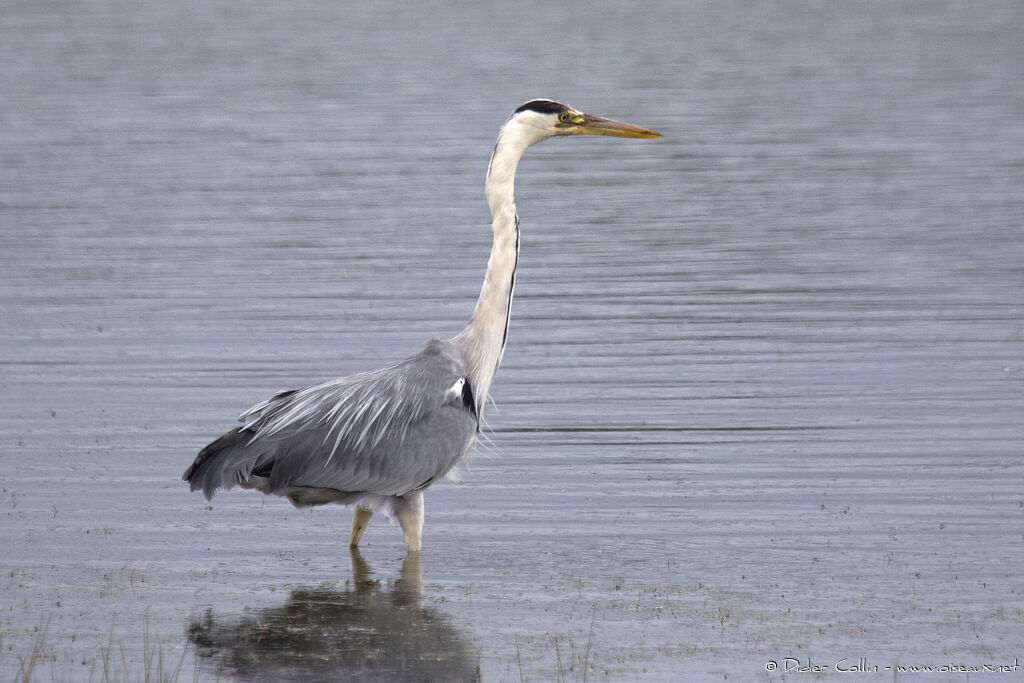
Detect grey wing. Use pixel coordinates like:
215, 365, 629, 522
183, 339, 479, 502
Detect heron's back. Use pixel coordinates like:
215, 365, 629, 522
183, 339, 479, 508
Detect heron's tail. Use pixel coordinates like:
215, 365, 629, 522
183, 427, 261, 500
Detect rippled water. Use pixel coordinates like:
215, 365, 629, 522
2, 0, 1023, 680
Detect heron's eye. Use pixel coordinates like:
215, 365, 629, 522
558, 112, 571, 123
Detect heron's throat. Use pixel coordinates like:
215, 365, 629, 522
453, 120, 543, 416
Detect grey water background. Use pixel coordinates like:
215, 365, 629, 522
2, 0, 1022, 680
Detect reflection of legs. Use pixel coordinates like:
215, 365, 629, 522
395, 549, 424, 608
349, 546, 380, 592
395, 490, 424, 552
350, 506, 373, 548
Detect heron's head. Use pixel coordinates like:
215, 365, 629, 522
509, 99, 662, 142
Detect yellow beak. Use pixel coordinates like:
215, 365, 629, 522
574, 114, 662, 139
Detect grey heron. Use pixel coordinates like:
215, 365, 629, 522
183, 99, 661, 551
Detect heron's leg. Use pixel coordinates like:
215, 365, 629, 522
395, 490, 424, 552
350, 506, 374, 548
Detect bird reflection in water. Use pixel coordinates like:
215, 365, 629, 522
187, 550, 480, 682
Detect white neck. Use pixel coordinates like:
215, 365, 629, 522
452, 117, 552, 417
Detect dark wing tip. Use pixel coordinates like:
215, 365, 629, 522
183, 426, 247, 496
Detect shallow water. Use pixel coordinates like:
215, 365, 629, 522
2, 0, 1023, 680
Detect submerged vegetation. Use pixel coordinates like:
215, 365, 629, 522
8, 617, 194, 683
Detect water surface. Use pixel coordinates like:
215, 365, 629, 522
2, 0, 1022, 680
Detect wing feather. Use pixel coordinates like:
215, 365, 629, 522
184, 339, 478, 504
